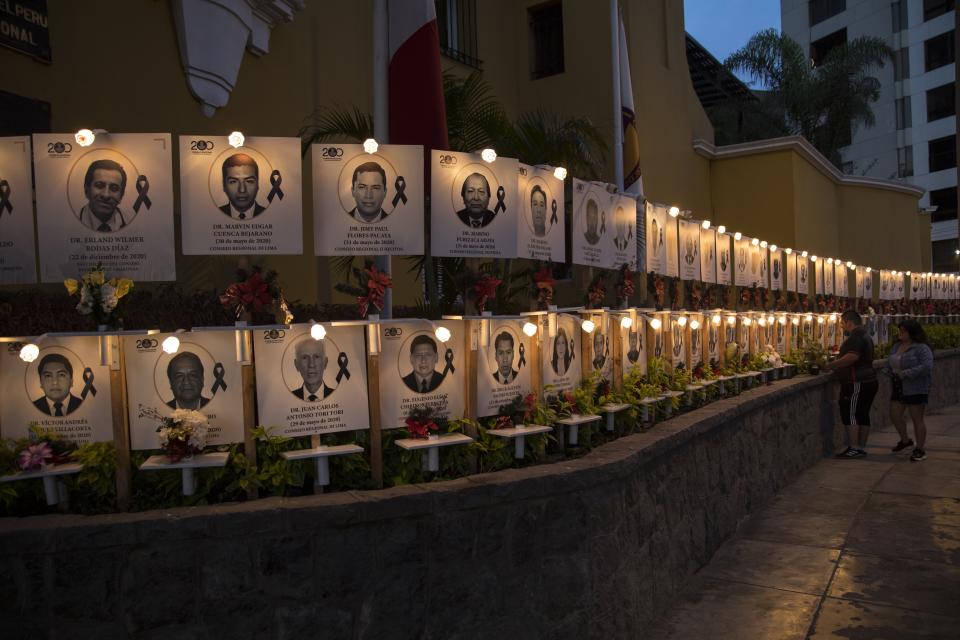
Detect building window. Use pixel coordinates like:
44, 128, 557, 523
810, 28, 846, 67
930, 187, 958, 222
896, 96, 912, 129
924, 0, 955, 22
893, 47, 911, 81
928, 135, 957, 172
435, 0, 481, 68
932, 239, 959, 273
809, 0, 845, 26
898, 146, 914, 177
529, 2, 565, 79
924, 31, 955, 72
927, 82, 956, 122
892, 1, 909, 31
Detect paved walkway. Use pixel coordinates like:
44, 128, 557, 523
649, 403, 960, 640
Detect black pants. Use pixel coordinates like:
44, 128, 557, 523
839, 380, 879, 426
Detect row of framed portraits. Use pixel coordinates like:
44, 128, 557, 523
644, 203, 959, 300
4, 310, 945, 449
0, 134, 638, 285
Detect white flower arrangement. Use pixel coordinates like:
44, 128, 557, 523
761, 344, 783, 367
145, 407, 210, 462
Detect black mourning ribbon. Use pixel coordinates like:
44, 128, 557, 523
81, 367, 97, 399
0, 180, 12, 216
518, 343, 526, 368
267, 170, 284, 203
336, 352, 350, 383
494, 186, 505, 214
600, 210, 606, 234
133, 175, 151, 213
392, 176, 407, 207
442, 348, 455, 376
210, 362, 227, 394
550, 199, 558, 225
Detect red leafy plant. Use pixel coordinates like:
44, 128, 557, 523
335, 260, 394, 319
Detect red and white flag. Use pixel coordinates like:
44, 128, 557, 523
619, 15, 642, 197
388, 0, 449, 152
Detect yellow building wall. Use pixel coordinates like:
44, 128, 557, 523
790, 156, 841, 258
707, 151, 796, 244
837, 186, 928, 271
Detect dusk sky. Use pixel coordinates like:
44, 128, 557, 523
684, 0, 782, 81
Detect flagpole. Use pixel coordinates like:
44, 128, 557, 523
610, 0, 623, 192
373, 0, 393, 318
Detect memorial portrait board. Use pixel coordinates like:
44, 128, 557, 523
477, 320, 533, 418
816, 260, 826, 295
650, 313, 668, 363
798, 256, 810, 295
716, 233, 732, 286
670, 317, 687, 370
835, 264, 848, 297
775, 317, 788, 355
786, 252, 797, 293
33, 133, 175, 281
865, 314, 878, 344
700, 228, 717, 283
706, 315, 721, 366
664, 214, 679, 278
678, 220, 701, 281
379, 320, 465, 429
431, 150, 517, 258
622, 315, 647, 377
688, 314, 704, 369
856, 267, 866, 298
588, 313, 613, 381
517, 163, 564, 262
770, 249, 784, 291
180, 135, 302, 254
124, 331, 244, 450
571, 179, 612, 267
541, 314, 581, 393
0, 337, 113, 444
254, 324, 369, 436
312, 143, 423, 256
645, 202, 666, 275
734, 237, 751, 287
0, 136, 36, 283
895, 274, 904, 299
611, 194, 637, 269
864, 269, 873, 299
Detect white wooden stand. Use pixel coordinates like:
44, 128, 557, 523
487, 424, 553, 459
139, 452, 229, 496
0, 462, 83, 506
395, 433, 474, 472
556, 414, 602, 445
600, 403, 631, 432
281, 444, 364, 486
684, 384, 704, 407
638, 397, 659, 422
661, 391, 684, 417
717, 375, 735, 396
760, 367, 774, 384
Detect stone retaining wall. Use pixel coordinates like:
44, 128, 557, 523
3, 350, 958, 639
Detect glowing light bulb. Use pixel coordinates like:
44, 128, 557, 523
743, 317, 753, 326
810, 255, 818, 262
801, 251, 808, 258
767, 315, 775, 324
553, 166, 567, 180
792, 317, 800, 326
701, 220, 711, 230
817, 316, 825, 324
522, 321, 538, 337
19, 343, 39, 362
668, 206, 680, 218
480, 148, 497, 163
711, 314, 722, 325
161, 336, 180, 354
770, 244, 777, 252
805, 314, 813, 322
717, 225, 726, 234
906, 270, 912, 276
734, 232, 742, 241
362, 138, 378, 154
310, 323, 327, 340
689, 319, 700, 330
677, 316, 687, 327
434, 326, 452, 342
726, 316, 736, 326
228, 131, 245, 148
620, 316, 633, 329
760, 241, 768, 249
785, 248, 792, 255
758, 317, 767, 327
75, 129, 95, 147
751, 238, 759, 247
778, 316, 787, 325
866, 267, 872, 273
650, 318, 662, 330
580, 319, 596, 333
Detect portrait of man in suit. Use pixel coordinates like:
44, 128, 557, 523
402, 334, 444, 393
219, 153, 265, 220
166, 351, 211, 410
530, 185, 547, 237
627, 329, 641, 364
78, 159, 129, 232
292, 338, 335, 401
456, 173, 495, 228
492, 331, 518, 384
592, 331, 607, 370
613, 210, 630, 251
349, 161, 388, 224
32, 353, 83, 416
584, 199, 600, 245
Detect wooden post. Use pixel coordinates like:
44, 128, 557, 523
529, 316, 543, 406
367, 352, 383, 488
111, 335, 131, 510
241, 363, 258, 499
463, 320, 479, 473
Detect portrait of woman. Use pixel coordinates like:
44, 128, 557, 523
551, 327, 573, 376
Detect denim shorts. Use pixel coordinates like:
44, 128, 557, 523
891, 378, 929, 405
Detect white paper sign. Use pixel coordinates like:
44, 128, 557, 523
611, 194, 637, 270
670, 317, 687, 370
312, 143, 423, 256
716, 233, 732, 286
254, 324, 369, 436
678, 220, 701, 281
622, 315, 647, 377
33, 133, 175, 281
0, 337, 114, 444
706, 316, 721, 366
734, 237, 751, 287
786, 252, 797, 293
863, 269, 873, 299
477, 320, 533, 418
775, 317, 788, 355
815, 261, 826, 295
587, 313, 613, 380
770, 249, 784, 291
645, 202, 666, 275
571, 179, 612, 267
124, 331, 244, 449
798, 257, 809, 295
517, 163, 564, 262
700, 228, 717, 284
824, 262, 834, 296
379, 320, 465, 429
541, 314, 581, 393
431, 150, 518, 258
180, 136, 301, 255
689, 315, 704, 369
0, 136, 36, 283
664, 215, 679, 278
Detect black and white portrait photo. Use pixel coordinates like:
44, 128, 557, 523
32, 353, 83, 416
583, 199, 601, 246
403, 334, 445, 394
517, 163, 564, 261
492, 331, 518, 385
456, 172, 496, 228
476, 321, 532, 418
78, 159, 131, 232
219, 153, 266, 220
530, 185, 548, 238
291, 338, 335, 401
164, 351, 211, 410
541, 315, 580, 393
348, 161, 388, 224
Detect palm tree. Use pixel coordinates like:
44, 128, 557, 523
721, 29, 892, 169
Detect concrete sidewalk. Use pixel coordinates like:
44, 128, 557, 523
648, 403, 960, 640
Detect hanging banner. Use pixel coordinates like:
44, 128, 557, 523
622, 314, 647, 377
124, 331, 245, 449
856, 267, 866, 298
734, 237, 751, 287
798, 256, 810, 294
786, 252, 797, 293
541, 313, 581, 393
646, 202, 666, 275
678, 220, 701, 281
477, 320, 533, 419
909, 273, 920, 300
814, 260, 825, 295
770, 249, 784, 291
664, 214, 679, 278
431, 150, 518, 258
824, 261, 834, 296
33, 133, 175, 282
312, 143, 424, 256
669, 316, 687, 370
716, 233, 732, 286
688, 314, 704, 370
379, 319, 465, 429
611, 194, 637, 269
706, 314, 721, 366
895, 274, 905, 299
879, 270, 889, 300
751, 244, 767, 288
517, 163, 564, 262
571, 179, 612, 268
775, 316, 788, 354
699, 228, 717, 284
864, 270, 874, 300
835, 263, 848, 296
587, 312, 613, 381
0, 336, 114, 444
253, 324, 369, 436
0, 137, 36, 283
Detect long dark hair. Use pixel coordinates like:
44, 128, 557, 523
898, 319, 927, 344
552, 327, 572, 374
